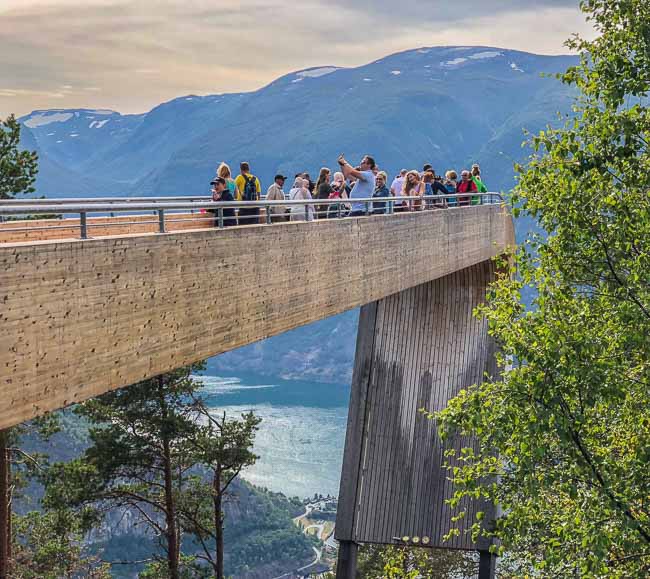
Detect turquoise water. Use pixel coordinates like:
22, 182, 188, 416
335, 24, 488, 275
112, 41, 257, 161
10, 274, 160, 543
196, 373, 350, 499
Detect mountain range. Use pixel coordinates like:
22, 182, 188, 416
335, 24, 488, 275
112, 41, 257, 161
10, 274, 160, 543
19, 45, 577, 199
17, 45, 578, 383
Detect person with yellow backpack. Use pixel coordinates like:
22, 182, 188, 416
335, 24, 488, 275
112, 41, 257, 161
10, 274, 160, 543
235, 161, 262, 224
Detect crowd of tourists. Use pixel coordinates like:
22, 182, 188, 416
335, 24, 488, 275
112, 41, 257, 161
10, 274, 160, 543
208, 155, 488, 226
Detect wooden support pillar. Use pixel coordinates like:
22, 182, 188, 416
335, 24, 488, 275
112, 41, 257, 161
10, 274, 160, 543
478, 550, 497, 579
336, 541, 358, 579
336, 261, 500, 556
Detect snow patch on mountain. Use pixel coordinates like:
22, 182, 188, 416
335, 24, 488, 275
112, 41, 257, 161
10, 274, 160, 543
295, 67, 340, 79
24, 112, 73, 128
441, 57, 467, 67
441, 51, 502, 67
469, 51, 503, 60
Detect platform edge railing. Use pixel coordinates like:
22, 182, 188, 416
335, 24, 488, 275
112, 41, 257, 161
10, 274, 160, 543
0, 193, 505, 241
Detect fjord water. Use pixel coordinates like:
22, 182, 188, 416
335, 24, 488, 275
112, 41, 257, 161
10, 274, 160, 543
197, 373, 350, 499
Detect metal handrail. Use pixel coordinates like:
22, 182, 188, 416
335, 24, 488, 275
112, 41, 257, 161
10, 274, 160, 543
0, 194, 502, 214
0, 193, 504, 240
1, 196, 210, 205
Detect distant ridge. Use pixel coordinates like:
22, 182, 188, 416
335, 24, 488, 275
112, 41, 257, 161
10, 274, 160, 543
18, 45, 578, 200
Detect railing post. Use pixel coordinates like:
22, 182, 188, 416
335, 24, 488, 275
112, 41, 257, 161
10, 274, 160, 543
80, 212, 88, 239
265, 206, 272, 225
365, 201, 370, 216
304, 203, 309, 221
337, 202, 342, 219
218, 208, 224, 229
158, 209, 165, 233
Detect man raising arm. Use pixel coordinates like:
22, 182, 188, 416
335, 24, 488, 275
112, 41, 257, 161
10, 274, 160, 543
337, 154, 376, 217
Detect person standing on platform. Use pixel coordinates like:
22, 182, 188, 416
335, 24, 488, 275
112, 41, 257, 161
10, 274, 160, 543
314, 167, 333, 219
210, 177, 236, 227
423, 170, 448, 209
402, 170, 424, 211
390, 169, 407, 212
444, 170, 458, 207
328, 172, 349, 218
235, 162, 261, 225
471, 164, 488, 205
391, 169, 407, 196
372, 171, 390, 214
337, 154, 376, 217
289, 177, 315, 222
216, 162, 240, 200
471, 164, 488, 192
456, 169, 478, 206
266, 174, 288, 223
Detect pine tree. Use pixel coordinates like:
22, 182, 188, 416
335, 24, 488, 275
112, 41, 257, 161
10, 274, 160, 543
180, 400, 260, 579
0, 114, 38, 200
0, 113, 40, 578
47, 364, 206, 578
0, 416, 59, 577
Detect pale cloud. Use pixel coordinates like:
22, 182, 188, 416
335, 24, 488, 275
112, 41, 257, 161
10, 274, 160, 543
0, 0, 595, 117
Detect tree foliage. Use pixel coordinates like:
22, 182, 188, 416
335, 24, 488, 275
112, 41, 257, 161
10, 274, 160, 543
356, 545, 477, 579
437, 1, 650, 576
12, 508, 109, 579
0, 115, 38, 199
0, 416, 62, 577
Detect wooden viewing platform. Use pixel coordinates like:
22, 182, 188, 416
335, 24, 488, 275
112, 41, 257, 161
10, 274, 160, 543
0, 202, 514, 579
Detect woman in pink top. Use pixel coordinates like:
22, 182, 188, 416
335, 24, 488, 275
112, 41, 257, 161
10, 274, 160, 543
401, 170, 424, 211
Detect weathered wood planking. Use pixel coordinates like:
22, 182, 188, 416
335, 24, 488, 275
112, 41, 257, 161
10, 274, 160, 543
0, 206, 513, 430
336, 261, 499, 551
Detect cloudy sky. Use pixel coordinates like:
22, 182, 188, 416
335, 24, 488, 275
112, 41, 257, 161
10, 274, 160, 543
0, 0, 594, 117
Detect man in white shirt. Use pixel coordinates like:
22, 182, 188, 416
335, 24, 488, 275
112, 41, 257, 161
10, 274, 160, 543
390, 169, 407, 209
337, 154, 377, 217
390, 169, 407, 196
266, 174, 288, 223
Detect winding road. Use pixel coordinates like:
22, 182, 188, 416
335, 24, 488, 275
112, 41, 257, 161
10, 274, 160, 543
272, 505, 325, 579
